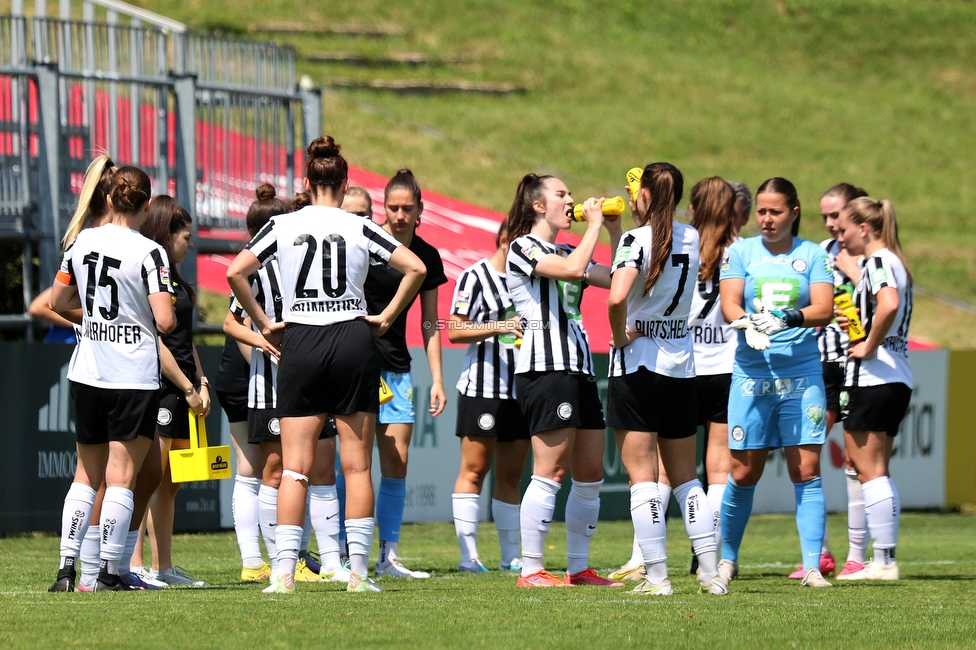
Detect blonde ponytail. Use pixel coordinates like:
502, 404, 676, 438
61, 155, 115, 250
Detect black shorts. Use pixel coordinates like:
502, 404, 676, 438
822, 360, 846, 415
71, 381, 159, 445
843, 383, 912, 437
455, 395, 530, 442
215, 388, 249, 424
276, 320, 380, 417
607, 368, 697, 440
695, 373, 731, 426
248, 408, 338, 444
514, 371, 605, 436
157, 390, 191, 439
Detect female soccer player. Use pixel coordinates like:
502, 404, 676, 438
48, 166, 176, 591
227, 136, 426, 593
131, 196, 210, 587
718, 177, 834, 588
607, 164, 723, 595
727, 181, 752, 239
360, 169, 447, 579
223, 185, 346, 586
449, 219, 529, 573
506, 173, 622, 588
342, 186, 373, 218
834, 197, 913, 582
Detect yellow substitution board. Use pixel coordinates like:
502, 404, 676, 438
946, 351, 976, 507
169, 410, 232, 483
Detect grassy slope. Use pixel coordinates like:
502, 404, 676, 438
2, 515, 975, 648
9, 0, 976, 345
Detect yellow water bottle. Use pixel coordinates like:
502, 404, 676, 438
833, 289, 866, 343
569, 196, 625, 222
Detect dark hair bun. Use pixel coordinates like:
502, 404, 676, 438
255, 184, 276, 201
395, 168, 414, 177
308, 136, 341, 158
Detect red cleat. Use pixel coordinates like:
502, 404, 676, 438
563, 568, 625, 587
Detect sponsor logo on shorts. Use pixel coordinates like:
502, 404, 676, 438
792, 259, 807, 273
157, 407, 173, 426
477, 413, 495, 431
741, 377, 807, 399
210, 455, 229, 472
269, 418, 280, 435
731, 426, 745, 442
404, 387, 414, 403
806, 405, 825, 427
557, 402, 573, 421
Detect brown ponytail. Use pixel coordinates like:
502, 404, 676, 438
637, 162, 683, 296
690, 177, 735, 281
506, 173, 554, 241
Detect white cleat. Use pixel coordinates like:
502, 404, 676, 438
499, 558, 522, 572
701, 575, 729, 595
375, 553, 430, 579
839, 560, 899, 581
155, 566, 208, 587
321, 566, 353, 583
631, 577, 674, 595
347, 572, 386, 593
262, 572, 295, 594
129, 566, 168, 589
717, 559, 738, 584
801, 567, 833, 588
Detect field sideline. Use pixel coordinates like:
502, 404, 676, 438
2, 513, 975, 648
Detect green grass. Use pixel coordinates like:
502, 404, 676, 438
2, 513, 976, 648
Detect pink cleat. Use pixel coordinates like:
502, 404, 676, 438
835, 560, 866, 580
788, 551, 837, 579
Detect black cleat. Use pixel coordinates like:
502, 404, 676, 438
49, 576, 75, 592
93, 576, 136, 591
689, 553, 700, 577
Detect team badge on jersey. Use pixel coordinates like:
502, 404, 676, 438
157, 408, 173, 426
792, 259, 807, 273
557, 402, 573, 420
731, 426, 745, 442
455, 291, 471, 311
478, 413, 495, 430
269, 418, 280, 435
159, 267, 170, 285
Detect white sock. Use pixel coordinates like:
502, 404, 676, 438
491, 498, 520, 566
658, 482, 673, 513
99, 487, 134, 577
891, 478, 901, 549
119, 529, 139, 575
631, 482, 668, 584
258, 485, 279, 572
233, 475, 264, 569
301, 500, 312, 553
80, 526, 100, 589
519, 475, 560, 576
59, 482, 97, 561
565, 479, 601, 575
628, 531, 642, 566
862, 476, 898, 566
308, 484, 341, 572
706, 482, 726, 549
674, 479, 718, 581
345, 517, 374, 578
453, 493, 481, 565
378, 540, 399, 566
845, 469, 868, 564
275, 524, 302, 578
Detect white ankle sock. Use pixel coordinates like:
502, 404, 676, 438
631, 482, 667, 583
308, 484, 341, 572
491, 499, 520, 566
674, 479, 718, 580
345, 517, 374, 578
258, 485, 279, 572
453, 493, 481, 565
233, 475, 263, 569
565, 479, 601, 575
862, 476, 898, 566
519, 476, 560, 576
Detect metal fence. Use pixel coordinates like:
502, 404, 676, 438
0, 3, 321, 335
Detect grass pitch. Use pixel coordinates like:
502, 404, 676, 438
2, 512, 975, 649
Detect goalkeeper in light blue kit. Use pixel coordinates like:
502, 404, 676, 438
716, 178, 836, 588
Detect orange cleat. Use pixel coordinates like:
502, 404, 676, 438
517, 570, 569, 588
563, 568, 626, 587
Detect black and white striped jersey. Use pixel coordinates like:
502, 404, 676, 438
246, 205, 401, 326
231, 259, 284, 409
609, 223, 700, 379
818, 238, 857, 363
452, 258, 518, 399
845, 248, 914, 388
58, 224, 172, 390
688, 246, 735, 376
506, 235, 595, 376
